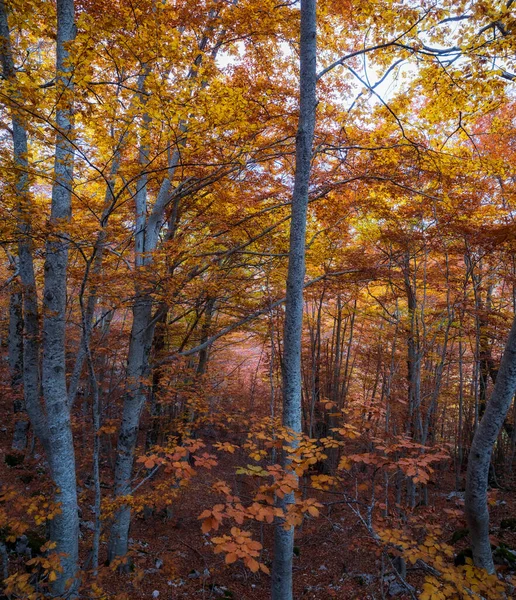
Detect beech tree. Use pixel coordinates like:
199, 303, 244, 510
466, 315, 516, 573
271, 0, 316, 597
0, 0, 79, 594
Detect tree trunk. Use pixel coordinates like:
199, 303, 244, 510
108, 297, 155, 562
403, 252, 422, 442
146, 310, 168, 450
42, 0, 79, 593
0, 0, 48, 452
271, 1, 317, 598
107, 21, 223, 557
196, 296, 216, 377
9, 289, 29, 451
465, 314, 516, 573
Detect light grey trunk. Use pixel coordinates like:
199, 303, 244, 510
76, 249, 103, 574
331, 294, 341, 405
108, 125, 162, 561
465, 314, 516, 573
85, 311, 102, 576
108, 177, 178, 559
107, 297, 155, 561
403, 254, 422, 441
307, 292, 323, 438
403, 254, 421, 508
271, 1, 316, 598
456, 336, 465, 489
42, 0, 79, 593
0, 1, 48, 451
108, 64, 195, 563
109, 99, 150, 559
340, 298, 356, 410
9, 287, 29, 451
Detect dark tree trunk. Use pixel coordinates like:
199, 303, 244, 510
9, 289, 28, 451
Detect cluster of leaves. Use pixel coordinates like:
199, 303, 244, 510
0, 486, 60, 541
379, 525, 507, 599
338, 435, 450, 485
0, 486, 66, 598
199, 466, 324, 574
197, 421, 332, 574
101, 437, 217, 518
212, 527, 269, 574
3, 542, 64, 599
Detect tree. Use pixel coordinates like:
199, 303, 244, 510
271, 0, 317, 598
0, 0, 79, 593
465, 314, 516, 573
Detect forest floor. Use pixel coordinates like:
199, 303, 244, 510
2, 422, 516, 600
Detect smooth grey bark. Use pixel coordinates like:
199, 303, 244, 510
465, 314, 516, 573
75, 247, 103, 574
331, 294, 341, 405
271, 1, 317, 598
0, 0, 48, 452
456, 335, 465, 489
108, 148, 201, 560
84, 301, 102, 575
107, 83, 161, 559
41, 0, 79, 593
339, 298, 356, 410
107, 295, 155, 561
2, 0, 79, 589
402, 252, 422, 508
306, 289, 324, 439
267, 276, 277, 424
108, 91, 174, 558
108, 79, 187, 558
